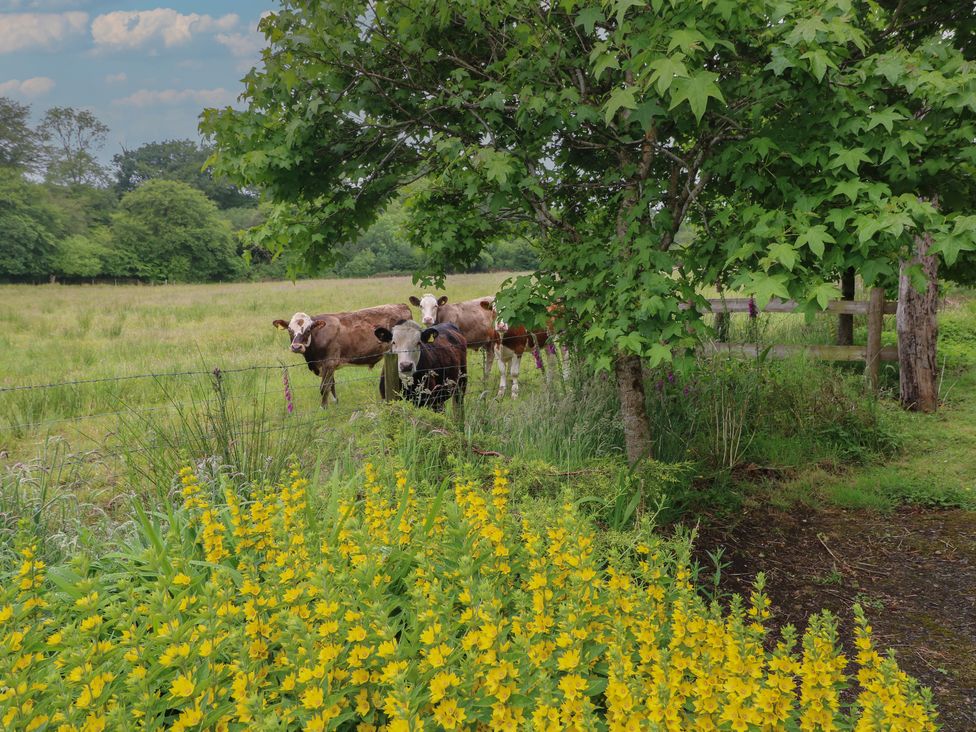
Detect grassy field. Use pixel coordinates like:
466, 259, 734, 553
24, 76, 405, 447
0, 273, 519, 460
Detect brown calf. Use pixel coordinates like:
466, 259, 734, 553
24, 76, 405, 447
273, 303, 411, 406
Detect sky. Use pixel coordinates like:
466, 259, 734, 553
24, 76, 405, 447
0, 1, 270, 164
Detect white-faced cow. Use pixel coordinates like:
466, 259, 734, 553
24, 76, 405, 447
273, 303, 411, 407
480, 301, 570, 398
408, 294, 496, 377
374, 320, 467, 411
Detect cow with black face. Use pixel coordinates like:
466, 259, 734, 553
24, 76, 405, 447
408, 294, 496, 377
374, 320, 467, 411
272, 303, 411, 406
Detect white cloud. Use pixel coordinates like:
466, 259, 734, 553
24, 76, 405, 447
114, 87, 236, 108
0, 11, 87, 53
91, 9, 238, 51
0, 76, 55, 96
104, 72, 127, 83
215, 31, 262, 59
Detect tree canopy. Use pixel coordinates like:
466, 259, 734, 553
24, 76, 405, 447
113, 139, 256, 209
0, 97, 39, 173
204, 0, 976, 459
109, 180, 241, 283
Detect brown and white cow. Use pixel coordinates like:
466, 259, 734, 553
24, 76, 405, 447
408, 294, 496, 377
480, 301, 569, 398
272, 303, 411, 407
374, 320, 467, 411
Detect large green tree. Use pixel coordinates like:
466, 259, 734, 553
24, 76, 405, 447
204, 0, 976, 460
0, 97, 39, 173
38, 106, 110, 187
0, 172, 62, 280
109, 180, 241, 283
113, 139, 256, 209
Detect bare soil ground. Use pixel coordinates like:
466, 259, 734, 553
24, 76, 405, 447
696, 506, 976, 732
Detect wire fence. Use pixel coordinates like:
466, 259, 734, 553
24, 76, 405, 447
1, 332, 570, 464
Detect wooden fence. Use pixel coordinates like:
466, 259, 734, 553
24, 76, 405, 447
700, 287, 896, 392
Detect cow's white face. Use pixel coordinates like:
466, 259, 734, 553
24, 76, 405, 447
284, 312, 314, 353
375, 321, 438, 385
410, 294, 447, 326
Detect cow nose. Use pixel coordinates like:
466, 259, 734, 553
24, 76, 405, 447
399, 362, 413, 373
422, 317, 433, 325
291, 343, 304, 353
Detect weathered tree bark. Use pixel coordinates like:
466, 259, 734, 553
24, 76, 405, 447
615, 352, 653, 464
897, 234, 939, 412
837, 267, 856, 346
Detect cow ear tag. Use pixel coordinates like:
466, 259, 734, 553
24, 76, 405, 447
421, 329, 438, 343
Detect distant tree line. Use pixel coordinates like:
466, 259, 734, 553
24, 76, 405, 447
0, 97, 535, 284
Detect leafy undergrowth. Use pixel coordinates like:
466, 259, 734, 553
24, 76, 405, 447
765, 298, 976, 513
0, 465, 938, 731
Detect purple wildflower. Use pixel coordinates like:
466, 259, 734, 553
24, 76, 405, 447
282, 369, 294, 414
547, 342, 556, 355
748, 296, 758, 319
533, 347, 544, 370
667, 371, 676, 384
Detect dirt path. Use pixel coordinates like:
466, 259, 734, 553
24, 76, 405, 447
695, 506, 976, 732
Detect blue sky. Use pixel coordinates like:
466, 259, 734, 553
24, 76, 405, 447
0, 1, 270, 164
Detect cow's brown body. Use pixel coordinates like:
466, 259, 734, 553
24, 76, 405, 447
410, 294, 497, 377
273, 303, 411, 406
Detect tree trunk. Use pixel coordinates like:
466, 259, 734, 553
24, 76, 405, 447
837, 267, 855, 346
615, 352, 653, 464
897, 234, 939, 412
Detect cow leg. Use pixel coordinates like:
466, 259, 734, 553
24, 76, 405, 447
319, 366, 336, 407
496, 345, 509, 398
483, 343, 494, 381
510, 349, 522, 399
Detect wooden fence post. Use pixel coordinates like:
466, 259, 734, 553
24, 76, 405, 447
865, 287, 885, 393
837, 267, 856, 346
382, 352, 401, 401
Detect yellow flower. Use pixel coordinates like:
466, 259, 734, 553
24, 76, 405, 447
302, 686, 325, 710
433, 699, 466, 730
169, 673, 195, 699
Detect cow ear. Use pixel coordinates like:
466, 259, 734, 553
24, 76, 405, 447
273, 319, 288, 330
310, 320, 329, 331
374, 327, 393, 343
479, 300, 494, 311
409, 296, 421, 306
437, 296, 448, 306
421, 328, 439, 344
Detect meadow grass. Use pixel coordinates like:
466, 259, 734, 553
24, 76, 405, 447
0, 273, 522, 461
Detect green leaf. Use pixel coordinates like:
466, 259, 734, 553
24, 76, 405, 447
646, 342, 673, 367
647, 55, 689, 96
829, 147, 871, 175
800, 49, 836, 82
604, 86, 638, 124
767, 242, 799, 270
668, 71, 725, 123
630, 98, 665, 132
811, 282, 841, 309
667, 29, 707, 55
575, 6, 604, 34
748, 273, 791, 309
795, 224, 835, 257
867, 108, 905, 133
766, 47, 793, 76
831, 178, 863, 203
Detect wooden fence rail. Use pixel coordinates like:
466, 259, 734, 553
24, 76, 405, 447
701, 287, 895, 392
